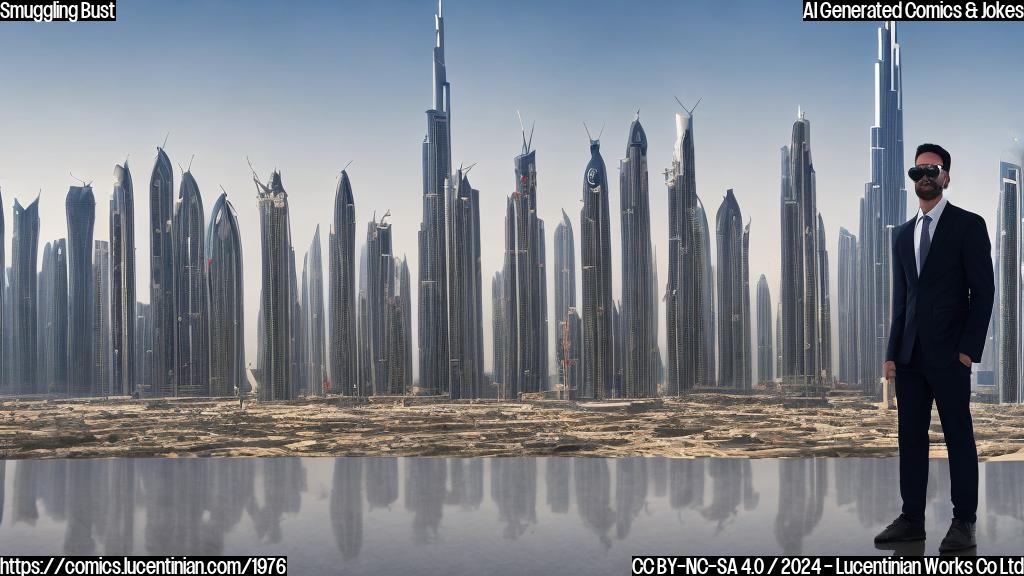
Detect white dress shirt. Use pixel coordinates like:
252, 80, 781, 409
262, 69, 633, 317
913, 195, 947, 275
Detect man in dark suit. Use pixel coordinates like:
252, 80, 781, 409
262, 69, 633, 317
874, 143, 994, 553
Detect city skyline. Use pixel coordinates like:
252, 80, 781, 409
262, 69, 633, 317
0, 2, 1019, 386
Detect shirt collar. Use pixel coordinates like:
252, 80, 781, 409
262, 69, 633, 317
916, 195, 948, 224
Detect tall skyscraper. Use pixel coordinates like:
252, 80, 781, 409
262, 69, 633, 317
665, 108, 714, 395
838, 228, 859, 387
67, 185, 95, 397
390, 256, 413, 395
580, 138, 613, 400
366, 215, 395, 395
619, 115, 657, 398
1, 269, 9, 394
290, 247, 303, 396
553, 210, 581, 398
0, 187, 4, 394
612, 299, 624, 397
135, 301, 153, 393
857, 21, 906, 396
110, 162, 136, 397
418, 0, 453, 396
303, 227, 326, 395
780, 111, 828, 396
329, 170, 358, 396
93, 240, 111, 395
255, 171, 294, 401
357, 247, 371, 397
995, 142, 1023, 403
491, 271, 506, 392
715, 189, 751, 390
11, 197, 39, 395
149, 148, 175, 398
775, 301, 783, 382
48, 240, 69, 395
817, 215, 833, 384
37, 242, 51, 393
447, 167, 484, 399
173, 171, 210, 397
699, 202, 715, 386
207, 192, 245, 397
501, 135, 549, 398
756, 274, 773, 384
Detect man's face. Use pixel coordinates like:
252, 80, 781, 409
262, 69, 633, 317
913, 151, 949, 201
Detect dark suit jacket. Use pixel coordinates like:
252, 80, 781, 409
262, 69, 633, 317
885, 201, 995, 368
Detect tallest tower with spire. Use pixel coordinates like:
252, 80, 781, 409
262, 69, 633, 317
418, 0, 452, 395
856, 21, 905, 396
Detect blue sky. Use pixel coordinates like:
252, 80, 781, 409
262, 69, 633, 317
0, 0, 1020, 373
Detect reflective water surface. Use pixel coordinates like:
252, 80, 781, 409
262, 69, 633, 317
0, 458, 1021, 573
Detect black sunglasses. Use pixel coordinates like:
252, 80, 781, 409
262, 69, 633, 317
908, 164, 943, 181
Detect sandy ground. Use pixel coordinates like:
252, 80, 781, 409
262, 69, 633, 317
0, 392, 1022, 460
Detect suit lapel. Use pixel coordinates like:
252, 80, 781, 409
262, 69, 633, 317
919, 201, 955, 281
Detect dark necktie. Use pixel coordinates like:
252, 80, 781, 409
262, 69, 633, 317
919, 214, 932, 274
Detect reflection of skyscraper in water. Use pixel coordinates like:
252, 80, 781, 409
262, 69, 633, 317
669, 458, 705, 511
366, 459, 398, 510
101, 459, 135, 555
986, 462, 1024, 521
834, 458, 901, 527
985, 462, 1024, 540
545, 458, 571, 514
14, 459, 40, 524
574, 458, 613, 548
40, 460, 68, 521
64, 460, 109, 554
648, 458, 667, 499
142, 459, 210, 553
925, 459, 951, 521
615, 459, 648, 540
774, 459, 826, 555
491, 458, 536, 539
330, 458, 364, 561
702, 460, 758, 531
447, 459, 483, 509
205, 458, 255, 554
405, 458, 446, 544
251, 458, 307, 544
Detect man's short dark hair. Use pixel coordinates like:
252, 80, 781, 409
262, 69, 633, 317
915, 143, 951, 172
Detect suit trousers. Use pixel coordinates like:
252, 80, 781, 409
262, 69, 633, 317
894, 338, 978, 523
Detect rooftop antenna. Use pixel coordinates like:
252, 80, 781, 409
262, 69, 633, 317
246, 156, 259, 179
597, 123, 605, 141
674, 96, 702, 116
69, 171, 88, 187
188, 154, 195, 172
219, 185, 229, 197
583, 121, 593, 141
527, 121, 535, 151
162, 132, 170, 149
342, 160, 354, 173
463, 162, 477, 177
517, 110, 528, 152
